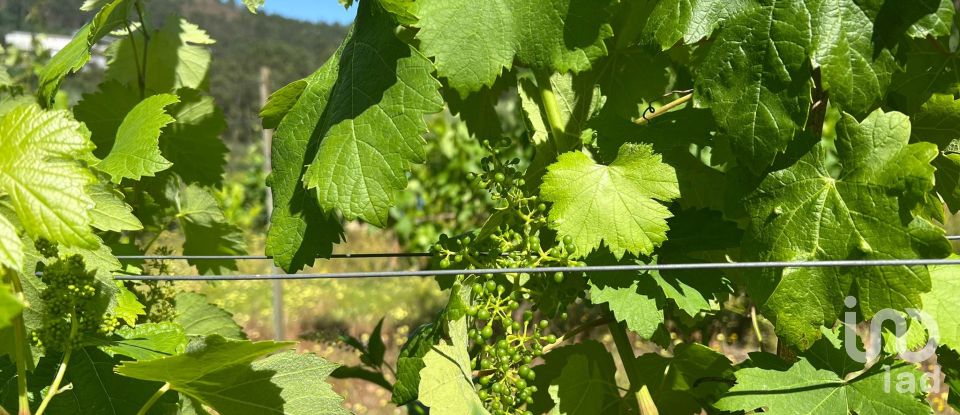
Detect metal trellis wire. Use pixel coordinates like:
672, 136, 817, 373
114, 258, 960, 281
116, 233, 960, 262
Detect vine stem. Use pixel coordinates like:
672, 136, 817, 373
6, 269, 31, 415
533, 71, 573, 152
607, 319, 642, 394
136, 383, 171, 415
134, 0, 150, 95
34, 317, 78, 415
633, 93, 692, 125
542, 315, 612, 354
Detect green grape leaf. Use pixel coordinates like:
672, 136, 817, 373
73, 81, 141, 159
888, 41, 960, 113
934, 153, 960, 214
31, 347, 179, 415
541, 144, 679, 259
632, 343, 733, 414
912, 93, 960, 149
242, 0, 264, 12
118, 337, 348, 415
260, 79, 307, 130
88, 183, 143, 232
0, 104, 98, 248
176, 185, 246, 275
643, 0, 757, 49
716, 354, 929, 414
807, 0, 897, 116
95, 94, 179, 183
0, 212, 22, 271
36, 0, 132, 106
940, 347, 960, 412
0, 284, 21, 330
105, 322, 188, 361
868, 0, 956, 46
301, 0, 444, 227
414, 0, 613, 96
264, 60, 344, 273
656, 209, 739, 302
529, 341, 625, 415
744, 109, 950, 349
161, 89, 228, 186
392, 322, 441, 405
921, 256, 960, 352
112, 283, 145, 326
174, 292, 245, 340
695, 0, 812, 173
589, 279, 662, 338
106, 18, 215, 94
418, 315, 489, 415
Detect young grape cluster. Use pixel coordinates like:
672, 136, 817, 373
32, 241, 110, 353
432, 137, 587, 414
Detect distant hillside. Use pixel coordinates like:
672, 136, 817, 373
0, 0, 351, 142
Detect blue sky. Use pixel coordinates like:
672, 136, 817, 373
261, 0, 357, 25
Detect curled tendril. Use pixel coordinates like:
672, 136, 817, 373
642, 105, 656, 121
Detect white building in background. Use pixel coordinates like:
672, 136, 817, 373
3, 31, 107, 68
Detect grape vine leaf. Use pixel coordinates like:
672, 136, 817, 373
0, 212, 22, 271
392, 322, 440, 405
529, 341, 625, 415
36, 0, 132, 106
541, 144, 679, 259
0, 104, 98, 248
744, 109, 951, 349
888, 41, 960, 113
413, 0, 614, 96
264, 62, 344, 273
806, 0, 898, 116
30, 347, 180, 415
301, 0, 444, 227
95, 94, 179, 183
920, 256, 960, 352
73, 81, 141, 159
117, 337, 349, 415
176, 185, 246, 275
104, 322, 188, 361
88, 183, 143, 232
589, 279, 662, 338
939, 347, 960, 412
242, 0, 264, 12
696, 0, 812, 173
867, 0, 956, 47
643, 0, 757, 50
174, 292, 246, 340
0, 284, 21, 330
106, 18, 215, 94
260, 79, 306, 130
631, 343, 733, 414
934, 154, 960, 213
161, 88, 228, 186
112, 283, 145, 325
912, 94, 960, 149
715, 354, 929, 414
418, 315, 489, 415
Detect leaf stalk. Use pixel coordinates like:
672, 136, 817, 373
136, 382, 171, 415
34, 316, 78, 415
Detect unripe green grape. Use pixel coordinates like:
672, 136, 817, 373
481, 325, 494, 339
538, 320, 549, 329
485, 281, 497, 293
477, 309, 492, 320
553, 272, 565, 283
472, 283, 484, 294
439, 257, 451, 268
